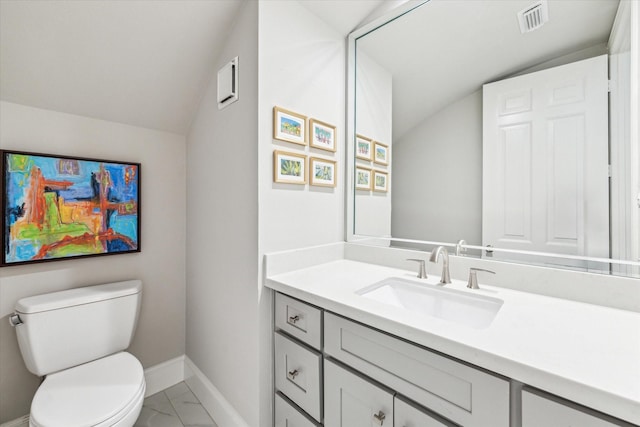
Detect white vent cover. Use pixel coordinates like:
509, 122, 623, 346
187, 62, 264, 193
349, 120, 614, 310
517, 1, 549, 33
217, 56, 238, 110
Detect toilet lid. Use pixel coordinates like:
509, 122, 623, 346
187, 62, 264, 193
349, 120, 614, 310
31, 352, 145, 427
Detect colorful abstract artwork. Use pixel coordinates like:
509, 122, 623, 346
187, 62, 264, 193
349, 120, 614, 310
2, 151, 140, 266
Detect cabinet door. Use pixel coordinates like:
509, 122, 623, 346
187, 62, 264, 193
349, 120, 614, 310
324, 359, 393, 427
522, 390, 629, 427
275, 393, 321, 427
395, 397, 457, 427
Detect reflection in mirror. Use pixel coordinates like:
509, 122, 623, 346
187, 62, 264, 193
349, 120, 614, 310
352, 0, 639, 276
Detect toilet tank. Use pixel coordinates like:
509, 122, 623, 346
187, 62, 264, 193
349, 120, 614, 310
13, 280, 142, 377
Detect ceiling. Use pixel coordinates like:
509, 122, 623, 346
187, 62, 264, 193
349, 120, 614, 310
0, 0, 384, 136
356, 0, 620, 140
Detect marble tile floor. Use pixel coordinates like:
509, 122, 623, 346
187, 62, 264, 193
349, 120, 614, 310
134, 382, 218, 427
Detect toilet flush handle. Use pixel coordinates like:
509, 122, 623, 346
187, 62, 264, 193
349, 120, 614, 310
9, 313, 23, 327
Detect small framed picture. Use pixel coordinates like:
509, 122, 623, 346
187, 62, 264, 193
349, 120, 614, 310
309, 119, 337, 152
374, 142, 389, 165
355, 167, 372, 190
373, 170, 388, 192
273, 150, 307, 184
356, 134, 373, 161
273, 106, 307, 145
309, 157, 337, 187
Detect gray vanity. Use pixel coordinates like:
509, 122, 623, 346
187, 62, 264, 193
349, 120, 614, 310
271, 290, 635, 427
265, 244, 640, 427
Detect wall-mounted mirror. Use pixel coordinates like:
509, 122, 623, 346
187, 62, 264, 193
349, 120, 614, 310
348, 0, 639, 277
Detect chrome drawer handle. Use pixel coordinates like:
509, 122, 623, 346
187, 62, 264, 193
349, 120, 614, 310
288, 315, 300, 324
373, 410, 386, 425
287, 369, 299, 380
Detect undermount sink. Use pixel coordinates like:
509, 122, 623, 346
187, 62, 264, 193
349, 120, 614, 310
356, 277, 503, 329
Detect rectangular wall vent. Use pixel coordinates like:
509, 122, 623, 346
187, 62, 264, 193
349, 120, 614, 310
217, 56, 239, 110
518, 1, 549, 33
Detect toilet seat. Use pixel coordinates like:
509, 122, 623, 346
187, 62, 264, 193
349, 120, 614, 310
30, 352, 145, 427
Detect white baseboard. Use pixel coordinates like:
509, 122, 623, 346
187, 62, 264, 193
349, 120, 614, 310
184, 356, 251, 427
0, 355, 247, 427
144, 354, 185, 397
0, 415, 29, 427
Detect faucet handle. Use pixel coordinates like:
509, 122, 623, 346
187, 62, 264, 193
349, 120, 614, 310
406, 258, 427, 279
467, 268, 495, 289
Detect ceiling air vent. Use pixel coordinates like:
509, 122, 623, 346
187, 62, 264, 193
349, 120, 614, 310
517, 1, 549, 33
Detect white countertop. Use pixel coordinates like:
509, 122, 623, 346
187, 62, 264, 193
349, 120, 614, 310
265, 259, 640, 425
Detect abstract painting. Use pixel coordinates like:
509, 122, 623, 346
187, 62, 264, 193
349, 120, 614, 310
2, 150, 141, 266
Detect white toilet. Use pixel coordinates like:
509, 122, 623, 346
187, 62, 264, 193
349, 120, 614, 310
11, 280, 146, 427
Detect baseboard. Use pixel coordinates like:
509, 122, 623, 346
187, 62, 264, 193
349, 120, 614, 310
0, 355, 246, 427
143, 354, 185, 397
0, 415, 29, 427
184, 356, 251, 427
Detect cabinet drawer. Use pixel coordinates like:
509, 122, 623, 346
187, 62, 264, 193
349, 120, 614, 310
324, 313, 509, 427
275, 392, 321, 427
522, 389, 633, 427
324, 359, 394, 427
275, 331, 322, 422
276, 293, 322, 350
395, 396, 458, 427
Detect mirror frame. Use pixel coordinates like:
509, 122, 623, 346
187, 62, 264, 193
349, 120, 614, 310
345, 0, 640, 274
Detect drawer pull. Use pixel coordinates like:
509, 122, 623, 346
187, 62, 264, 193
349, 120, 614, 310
287, 369, 300, 380
373, 410, 386, 425
288, 315, 300, 324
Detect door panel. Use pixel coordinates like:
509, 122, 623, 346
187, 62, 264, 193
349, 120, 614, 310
483, 54, 609, 267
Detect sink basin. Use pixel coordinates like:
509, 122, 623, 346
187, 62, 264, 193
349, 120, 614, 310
356, 277, 503, 329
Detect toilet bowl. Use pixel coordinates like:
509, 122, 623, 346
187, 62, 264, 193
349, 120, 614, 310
29, 352, 145, 427
11, 280, 145, 427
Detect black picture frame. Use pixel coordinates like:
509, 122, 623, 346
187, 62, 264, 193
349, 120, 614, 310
1, 150, 141, 267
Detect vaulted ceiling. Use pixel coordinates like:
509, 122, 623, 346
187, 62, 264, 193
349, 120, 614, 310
0, 0, 384, 136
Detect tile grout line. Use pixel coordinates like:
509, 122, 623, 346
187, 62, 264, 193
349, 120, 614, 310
167, 382, 219, 427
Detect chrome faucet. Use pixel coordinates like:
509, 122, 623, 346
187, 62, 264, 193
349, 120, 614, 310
429, 246, 451, 284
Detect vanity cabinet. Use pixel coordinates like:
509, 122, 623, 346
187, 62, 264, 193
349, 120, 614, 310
273, 292, 509, 427
273, 291, 631, 427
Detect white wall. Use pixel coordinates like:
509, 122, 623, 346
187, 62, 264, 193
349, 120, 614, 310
258, 2, 347, 426
354, 50, 393, 238
185, 1, 259, 426
258, 1, 345, 254
392, 90, 483, 245
0, 101, 186, 422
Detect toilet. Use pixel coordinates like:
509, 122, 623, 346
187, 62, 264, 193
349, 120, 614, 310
11, 280, 146, 427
